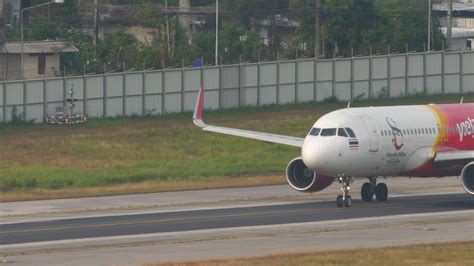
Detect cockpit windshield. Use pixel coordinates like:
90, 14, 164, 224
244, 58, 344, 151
309, 127, 356, 137
337, 128, 348, 137
320, 128, 337, 136
345, 127, 356, 138
309, 128, 321, 136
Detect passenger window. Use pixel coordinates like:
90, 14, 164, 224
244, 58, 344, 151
345, 128, 356, 138
338, 128, 348, 137
309, 127, 321, 136
320, 128, 337, 136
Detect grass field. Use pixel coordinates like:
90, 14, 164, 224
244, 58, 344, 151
153, 241, 474, 266
1, 93, 473, 201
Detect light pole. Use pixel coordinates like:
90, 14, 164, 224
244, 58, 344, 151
428, 0, 432, 51
215, 0, 219, 65
21, 0, 64, 79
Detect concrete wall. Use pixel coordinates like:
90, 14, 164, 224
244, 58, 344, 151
0, 50, 473, 123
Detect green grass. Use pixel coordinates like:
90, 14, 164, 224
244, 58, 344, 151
0, 93, 472, 195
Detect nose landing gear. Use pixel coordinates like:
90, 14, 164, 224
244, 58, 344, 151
361, 177, 388, 202
336, 176, 353, 207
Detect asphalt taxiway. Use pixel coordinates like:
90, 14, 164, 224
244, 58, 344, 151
1, 177, 473, 265
1, 193, 473, 246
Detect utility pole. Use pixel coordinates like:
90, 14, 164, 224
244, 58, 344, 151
178, 0, 191, 43
93, 0, 98, 53
215, 0, 219, 66
447, 0, 453, 49
315, 0, 321, 58
428, 0, 432, 51
165, 0, 171, 63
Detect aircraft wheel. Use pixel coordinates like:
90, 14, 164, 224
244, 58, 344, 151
336, 195, 344, 208
361, 183, 374, 201
375, 183, 388, 202
344, 195, 352, 207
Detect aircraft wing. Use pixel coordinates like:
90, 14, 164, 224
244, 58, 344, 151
193, 86, 304, 148
434, 150, 474, 163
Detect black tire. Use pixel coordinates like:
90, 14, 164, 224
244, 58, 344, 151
361, 183, 374, 201
336, 195, 344, 207
345, 195, 352, 207
375, 183, 388, 201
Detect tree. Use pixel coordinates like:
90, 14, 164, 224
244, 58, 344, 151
193, 20, 262, 64
193, 32, 215, 64
27, 0, 82, 27
61, 28, 97, 74
322, 0, 382, 57
378, 0, 445, 52
222, 0, 288, 59
129, 4, 164, 28
219, 20, 262, 63
286, 0, 318, 58
98, 27, 143, 71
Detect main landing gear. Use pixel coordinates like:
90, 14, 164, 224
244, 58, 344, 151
336, 176, 353, 207
361, 177, 388, 202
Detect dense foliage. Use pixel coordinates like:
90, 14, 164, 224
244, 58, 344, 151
6, 0, 445, 74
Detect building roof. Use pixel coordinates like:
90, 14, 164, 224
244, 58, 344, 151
252, 15, 300, 28
442, 27, 474, 38
433, 2, 474, 13
0, 41, 79, 54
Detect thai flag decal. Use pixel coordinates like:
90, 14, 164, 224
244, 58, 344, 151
349, 138, 359, 150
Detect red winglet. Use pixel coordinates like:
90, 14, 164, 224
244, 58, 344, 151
193, 85, 206, 128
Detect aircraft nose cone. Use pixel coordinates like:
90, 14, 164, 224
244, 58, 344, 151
302, 137, 320, 170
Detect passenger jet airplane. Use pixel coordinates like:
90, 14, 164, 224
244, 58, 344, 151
193, 86, 474, 207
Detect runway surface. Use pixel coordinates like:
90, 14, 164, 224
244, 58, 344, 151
2, 193, 472, 246
1, 178, 473, 265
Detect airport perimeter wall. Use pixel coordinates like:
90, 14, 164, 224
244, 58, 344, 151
0, 50, 473, 123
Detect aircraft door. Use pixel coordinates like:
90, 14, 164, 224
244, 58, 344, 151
361, 117, 379, 152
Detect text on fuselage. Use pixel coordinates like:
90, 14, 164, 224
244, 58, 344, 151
457, 117, 474, 141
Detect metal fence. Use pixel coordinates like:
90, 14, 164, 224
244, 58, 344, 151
0, 50, 473, 123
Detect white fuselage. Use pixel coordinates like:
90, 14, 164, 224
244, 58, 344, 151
302, 105, 456, 178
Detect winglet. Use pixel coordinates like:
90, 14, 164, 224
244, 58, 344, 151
460, 96, 464, 104
347, 101, 351, 108
193, 85, 207, 128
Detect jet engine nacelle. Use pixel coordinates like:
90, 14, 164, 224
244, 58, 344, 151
286, 157, 334, 193
461, 162, 474, 195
